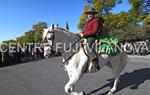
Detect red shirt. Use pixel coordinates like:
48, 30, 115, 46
82, 18, 102, 38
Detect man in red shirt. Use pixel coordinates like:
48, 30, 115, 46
80, 7, 102, 72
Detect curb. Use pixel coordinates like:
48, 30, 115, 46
128, 55, 150, 59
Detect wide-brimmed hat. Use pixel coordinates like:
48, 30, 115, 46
84, 7, 98, 14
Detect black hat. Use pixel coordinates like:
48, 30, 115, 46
84, 7, 98, 14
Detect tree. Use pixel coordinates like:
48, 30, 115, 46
16, 36, 26, 44
143, 24, 150, 40
128, 0, 150, 21
78, 5, 91, 29
3, 22, 48, 44
23, 30, 35, 43
15, 30, 35, 44
66, 21, 70, 30
79, 0, 150, 41
105, 12, 135, 30
144, 16, 150, 24
3, 39, 16, 44
32, 22, 48, 42
86, 0, 122, 16
78, 0, 122, 29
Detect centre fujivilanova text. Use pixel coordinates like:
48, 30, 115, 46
0, 42, 149, 54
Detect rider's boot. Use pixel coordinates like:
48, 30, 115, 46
88, 58, 100, 73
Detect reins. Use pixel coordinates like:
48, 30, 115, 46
62, 37, 83, 65
65, 37, 82, 52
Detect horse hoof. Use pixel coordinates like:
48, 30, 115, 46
108, 91, 114, 95
70, 92, 86, 95
70, 92, 77, 95
79, 92, 86, 95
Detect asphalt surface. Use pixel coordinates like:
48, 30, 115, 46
0, 56, 150, 95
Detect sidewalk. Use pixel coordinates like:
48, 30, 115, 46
128, 55, 150, 59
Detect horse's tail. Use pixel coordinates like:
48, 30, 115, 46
117, 51, 128, 74
110, 51, 128, 76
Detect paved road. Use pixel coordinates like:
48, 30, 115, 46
0, 57, 149, 95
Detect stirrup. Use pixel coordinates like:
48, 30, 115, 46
87, 60, 100, 73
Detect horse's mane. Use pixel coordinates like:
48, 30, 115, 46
52, 27, 81, 60
57, 28, 80, 40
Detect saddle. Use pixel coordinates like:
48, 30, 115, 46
96, 37, 120, 56
81, 37, 120, 56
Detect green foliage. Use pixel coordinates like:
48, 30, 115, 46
110, 23, 149, 41
143, 24, 150, 40
87, 0, 122, 15
104, 12, 134, 32
23, 30, 35, 43
3, 22, 48, 44
3, 39, 16, 44
78, 6, 91, 29
78, 0, 122, 29
144, 16, 150, 24
16, 36, 26, 44
92, 0, 119, 15
32, 22, 48, 42
79, 0, 150, 41
128, 0, 150, 21
34, 32, 42, 43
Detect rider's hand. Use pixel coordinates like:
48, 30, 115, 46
80, 33, 84, 38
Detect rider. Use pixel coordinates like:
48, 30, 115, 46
80, 7, 103, 72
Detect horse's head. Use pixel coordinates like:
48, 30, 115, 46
42, 24, 57, 58
42, 25, 55, 43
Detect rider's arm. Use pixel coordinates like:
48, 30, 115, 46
82, 19, 101, 38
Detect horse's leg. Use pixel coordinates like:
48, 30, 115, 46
108, 52, 127, 95
64, 70, 82, 94
64, 48, 88, 95
108, 75, 120, 95
65, 62, 86, 95
106, 62, 120, 95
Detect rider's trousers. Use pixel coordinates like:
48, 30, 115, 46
86, 37, 97, 60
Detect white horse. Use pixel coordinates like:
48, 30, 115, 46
45, 26, 128, 95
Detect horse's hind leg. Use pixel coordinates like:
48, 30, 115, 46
105, 53, 127, 95
107, 62, 120, 95
108, 75, 119, 95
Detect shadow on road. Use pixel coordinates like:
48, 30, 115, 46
87, 68, 150, 95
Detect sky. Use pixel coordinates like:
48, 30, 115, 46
0, 0, 131, 42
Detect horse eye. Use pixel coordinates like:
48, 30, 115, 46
45, 44, 50, 46
48, 38, 51, 40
